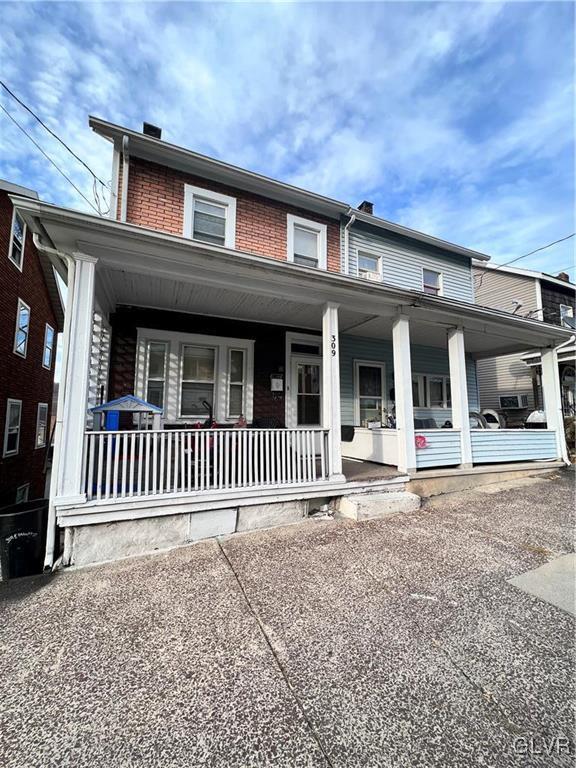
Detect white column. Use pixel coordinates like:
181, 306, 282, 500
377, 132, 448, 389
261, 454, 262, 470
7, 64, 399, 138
322, 302, 345, 481
448, 327, 473, 467
541, 347, 568, 462
54, 253, 98, 505
392, 314, 416, 473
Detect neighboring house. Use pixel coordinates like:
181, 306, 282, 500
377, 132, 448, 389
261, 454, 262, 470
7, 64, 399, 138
473, 262, 576, 421
10, 118, 571, 568
0, 180, 64, 507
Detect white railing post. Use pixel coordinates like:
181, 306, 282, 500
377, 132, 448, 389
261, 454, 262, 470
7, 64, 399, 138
322, 303, 345, 481
541, 347, 569, 462
392, 314, 417, 473
448, 326, 473, 468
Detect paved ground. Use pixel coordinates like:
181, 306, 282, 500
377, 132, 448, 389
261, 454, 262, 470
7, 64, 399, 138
1, 470, 575, 768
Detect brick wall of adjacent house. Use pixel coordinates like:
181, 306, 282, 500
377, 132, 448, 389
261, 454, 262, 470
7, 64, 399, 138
118, 156, 342, 272
108, 307, 319, 425
0, 191, 58, 506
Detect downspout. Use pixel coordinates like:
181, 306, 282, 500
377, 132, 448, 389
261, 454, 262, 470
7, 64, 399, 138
120, 135, 130, 223
552, 333, 574, 466
33, 234, 76, 571
343, 211, 356, 276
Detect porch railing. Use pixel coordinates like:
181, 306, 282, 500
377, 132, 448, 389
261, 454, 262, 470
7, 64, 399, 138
83, 428, 330, 502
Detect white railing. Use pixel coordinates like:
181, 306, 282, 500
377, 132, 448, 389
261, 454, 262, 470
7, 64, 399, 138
84, 428, 330, 501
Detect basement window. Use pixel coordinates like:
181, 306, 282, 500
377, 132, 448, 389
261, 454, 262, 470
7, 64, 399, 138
184, 185, 236, 248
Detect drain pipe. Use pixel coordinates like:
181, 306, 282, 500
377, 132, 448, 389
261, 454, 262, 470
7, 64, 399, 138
120, 135, 129, 223
343, 212, 356, 276
551, 334, 574, 466
33, 234, 76, 571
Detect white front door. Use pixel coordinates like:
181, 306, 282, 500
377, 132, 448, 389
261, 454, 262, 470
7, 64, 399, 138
288, 356, 322, 428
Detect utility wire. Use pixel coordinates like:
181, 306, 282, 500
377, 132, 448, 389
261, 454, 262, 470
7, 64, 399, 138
0, 104, 101, 215
1, 80, 109, 190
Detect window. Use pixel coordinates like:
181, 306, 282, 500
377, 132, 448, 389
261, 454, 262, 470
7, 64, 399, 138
287, 215, 327, 270
355, 362, 385, 425
296, 362, 321, 425
3, 399, 22, 456
8, 210, 26, 270
15, 484, 29, 504
145, 342, 168, 408
184, 185, 236, 248
228, 349, 246, 418
412, 374, 451, 408
560, 304, 574, 328
43, 324, 55, 369
35, 403, 48, 448
358, 252, 381, 281
422, 269, 442, 296
181, 345, 216, 418
13, 299, 30, 357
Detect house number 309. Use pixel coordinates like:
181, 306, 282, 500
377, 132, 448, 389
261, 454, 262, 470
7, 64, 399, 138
331, 335, 337, 356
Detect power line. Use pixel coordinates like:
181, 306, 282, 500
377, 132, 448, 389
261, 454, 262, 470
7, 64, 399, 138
0, 104, 101, 215
1, 80, 109, 190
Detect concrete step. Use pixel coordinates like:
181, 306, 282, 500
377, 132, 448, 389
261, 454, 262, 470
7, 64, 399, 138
334, 491, 421, 521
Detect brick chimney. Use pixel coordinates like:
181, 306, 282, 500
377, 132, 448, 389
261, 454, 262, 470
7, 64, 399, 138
143, 122, 162, 139
358, 200, 374, 215
556, 272, 570, 282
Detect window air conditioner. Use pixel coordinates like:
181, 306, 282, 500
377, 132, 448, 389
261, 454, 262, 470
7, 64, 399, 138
498, 394, 529, 409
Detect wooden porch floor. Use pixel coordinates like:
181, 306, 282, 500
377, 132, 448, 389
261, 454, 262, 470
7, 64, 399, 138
342, 459, 403, 483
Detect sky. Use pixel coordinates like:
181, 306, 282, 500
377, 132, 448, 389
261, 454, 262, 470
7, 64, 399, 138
0, 1, 574, 277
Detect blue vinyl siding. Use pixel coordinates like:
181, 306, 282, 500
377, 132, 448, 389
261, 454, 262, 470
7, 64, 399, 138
346, 224, 475, 303
470, 430, 558, 463
339, 334, 479, 426
415, 430, 461, 468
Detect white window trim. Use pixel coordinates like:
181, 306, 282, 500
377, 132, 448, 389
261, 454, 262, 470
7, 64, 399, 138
13, 298, 31, 358
560, 304, 574, 327
183, 184, 237, 249
35, 402, 48, 449
3, 398, 22, 457
286, 214, 327, 270
15, 483, 30, 504
8, 208, 26, 271
144, 340, 169, 410
412, 373, 451, 409
43, 324, 55, 370
422, 268, 443, 296
357, 250, 382, 281
135, 329, 254, 423
353, 360, 386, 424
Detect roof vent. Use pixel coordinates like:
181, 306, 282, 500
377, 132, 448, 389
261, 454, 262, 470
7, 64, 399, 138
556, 272, 570, 282
143, 122, 162, 139
358, 200, 374, 215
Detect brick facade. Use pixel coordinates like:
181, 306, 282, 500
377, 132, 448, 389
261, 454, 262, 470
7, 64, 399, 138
120, 157, 342, 272
0, 190, 58, 506
109, 307, 319, 425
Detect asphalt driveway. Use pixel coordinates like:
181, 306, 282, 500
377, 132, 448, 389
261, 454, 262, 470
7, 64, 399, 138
1, 470, 574, 767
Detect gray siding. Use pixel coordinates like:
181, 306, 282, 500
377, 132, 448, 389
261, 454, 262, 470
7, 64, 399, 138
339, 335, 479, 426
476, 353, 534, 412
473, 266, 539, 316
346, 225, 475, 303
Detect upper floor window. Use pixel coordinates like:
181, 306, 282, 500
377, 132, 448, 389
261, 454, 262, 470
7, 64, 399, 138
560, 304, 574, 328
8, 210, 26, 270
43, 324, 55, 369
184, 185, 236, 248
287, 215, 327, 270
36, 403, 48, 448
358, 252, 382, 281
3, 399, 22, 456
14, 299, 30, 357
422, 268, 443, 296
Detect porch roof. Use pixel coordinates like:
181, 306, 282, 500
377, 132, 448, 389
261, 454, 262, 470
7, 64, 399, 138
12, 196, 573, 360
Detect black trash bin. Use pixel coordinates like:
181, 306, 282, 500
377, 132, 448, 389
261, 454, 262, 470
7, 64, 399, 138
0, 499, 49, 580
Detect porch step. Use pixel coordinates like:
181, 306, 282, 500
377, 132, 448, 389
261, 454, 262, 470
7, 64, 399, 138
334, 491, 421, 521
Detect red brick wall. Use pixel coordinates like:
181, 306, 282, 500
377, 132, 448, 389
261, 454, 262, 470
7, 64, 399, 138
120, 157, 342, 272
0, 191, 58, 506
109, 307, 319, 425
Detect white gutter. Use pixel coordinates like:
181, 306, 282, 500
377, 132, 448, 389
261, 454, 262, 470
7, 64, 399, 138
32, 234, 76, 571
343, 214, 356, 276
120, 135, 129, 223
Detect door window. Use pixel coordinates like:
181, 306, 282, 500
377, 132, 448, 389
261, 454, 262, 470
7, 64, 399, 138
296, 363, 321, 425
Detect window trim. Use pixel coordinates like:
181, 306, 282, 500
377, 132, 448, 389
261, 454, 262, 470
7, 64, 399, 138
43, 324, 55, 370
357, 251, 382, 281
13, 298, 31, 358
353, 360, 386, 425
8, 208, 26, 271
3, 398, 22, 457
183, 184, 236, 249
412, 373, 451, 409
286, 214, 327, 270
35, 402, 49, 449
227, 348, 247, 419
422, 268, 443, 296
15, 483, 30, 504
144, 340, 169, 410
560, 304, 574, 328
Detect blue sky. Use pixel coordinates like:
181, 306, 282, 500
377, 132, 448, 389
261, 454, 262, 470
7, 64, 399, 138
1, 1, 574, 276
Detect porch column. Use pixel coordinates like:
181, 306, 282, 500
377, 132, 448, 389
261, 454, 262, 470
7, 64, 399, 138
322, 302, 345, 481
447, 327, 473, 467
53, 253, 97, 505
541, 346, 568, 462
392, 314, 416, 473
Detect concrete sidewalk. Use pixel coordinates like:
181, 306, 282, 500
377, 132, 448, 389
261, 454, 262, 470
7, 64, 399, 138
1, 471, 574, 767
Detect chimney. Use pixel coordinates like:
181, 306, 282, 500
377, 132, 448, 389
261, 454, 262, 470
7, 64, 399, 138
143, 122, 162, 140
358, 200, 374, 215
556, 272, 570, 282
